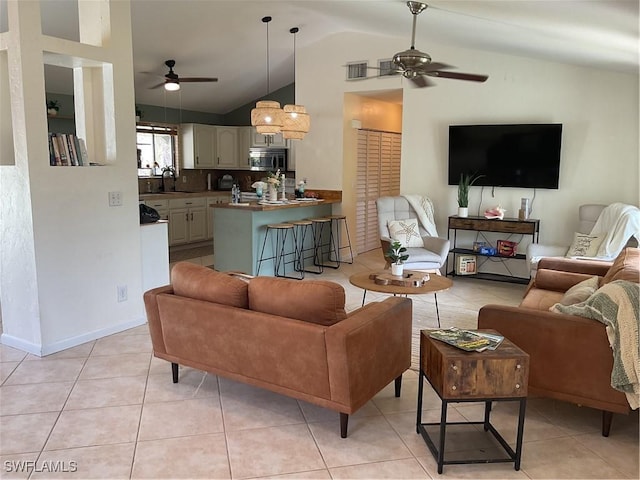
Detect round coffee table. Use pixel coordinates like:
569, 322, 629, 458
349, 270, 453, 327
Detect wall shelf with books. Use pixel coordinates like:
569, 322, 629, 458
48, 132, 89, 166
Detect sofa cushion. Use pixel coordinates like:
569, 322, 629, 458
249, 277, 347, 326
171, 262, 249, 308
520, 288, 564, 311
555, 276, 600, 307
602, 248, 640, 285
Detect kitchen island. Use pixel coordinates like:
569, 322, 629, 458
213, 199, 337, 275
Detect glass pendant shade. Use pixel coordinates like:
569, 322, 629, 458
281, 104, 310, 139
164, 79, 180, 91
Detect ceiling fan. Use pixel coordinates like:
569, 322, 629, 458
380, 1, 488, 88
150, 59, 219, 91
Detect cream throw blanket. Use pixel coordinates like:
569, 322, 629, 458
553, 280, 639, 409
403, 195, 438, 237
591, 203, 640, 260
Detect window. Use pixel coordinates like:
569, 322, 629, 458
136, 123, 179, 176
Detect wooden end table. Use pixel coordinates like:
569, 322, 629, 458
417, 330, 530, 474
349, 270, 453, 327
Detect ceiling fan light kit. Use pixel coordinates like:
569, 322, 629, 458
150, 59, 218, 91
164, 79, 180, 91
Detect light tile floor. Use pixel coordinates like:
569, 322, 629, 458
1, 249, 638, 479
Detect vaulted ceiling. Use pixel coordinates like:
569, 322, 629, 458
11, 0, 639, 114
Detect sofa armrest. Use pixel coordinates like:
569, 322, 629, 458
422, 236, 450, 259
537, 257, 612, 276
478, 304, 627, 412
533, 269, 599, 292
325, 297, 412, 411
143, 285, 174, 355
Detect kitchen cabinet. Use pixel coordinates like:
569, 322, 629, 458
143, 198, 169, 220
251, 127, 287, 148
237, 127, 253, 170
181, 123, 217, 169
168, 197, 207, 245
207, 194, 231, 239
215, 127, 239, 169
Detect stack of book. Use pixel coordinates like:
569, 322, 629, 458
48, 133, 89, 166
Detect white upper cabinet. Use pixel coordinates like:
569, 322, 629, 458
181, 123, 217, 169
251, 127, 287, 148
215, 126, 239, 169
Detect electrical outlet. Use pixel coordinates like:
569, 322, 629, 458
182, 176, 187, 183
117, 285, 128, 302
108, 191, 123, 207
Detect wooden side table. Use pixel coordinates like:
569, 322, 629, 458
417, 330, 530, 474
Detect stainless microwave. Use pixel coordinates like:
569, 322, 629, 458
248, 148, 287, 171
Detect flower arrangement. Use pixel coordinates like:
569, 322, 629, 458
385, 241, 409, 265
267, 169, 281, 188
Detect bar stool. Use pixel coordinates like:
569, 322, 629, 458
326, 214, 354, 265
309, 217, 339, 271
256, 223, 301, 279
290, 220, 319, 276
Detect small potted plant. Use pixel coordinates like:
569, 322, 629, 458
385, 240, 409, 276
457, 172, 483, 217
46, 100, 60, 116
135, 105, 143, 122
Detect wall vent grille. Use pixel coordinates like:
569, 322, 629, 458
346, 61, 368, 80
378, 59, 395, 77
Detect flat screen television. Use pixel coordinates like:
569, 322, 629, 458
448, 123, 562, 189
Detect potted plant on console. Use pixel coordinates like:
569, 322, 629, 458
457, 173, 483, 217
386, 241, 409, 276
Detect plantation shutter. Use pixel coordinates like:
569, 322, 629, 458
355, 129, 401, 254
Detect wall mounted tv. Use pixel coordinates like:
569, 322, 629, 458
448, 123, 563, 189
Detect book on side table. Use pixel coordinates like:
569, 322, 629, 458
429, 327, 504, 352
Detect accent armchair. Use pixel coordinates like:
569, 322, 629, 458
376, 196, 450, 272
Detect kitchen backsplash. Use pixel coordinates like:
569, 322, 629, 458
138, 169, 294, 194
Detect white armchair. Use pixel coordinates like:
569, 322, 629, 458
527, 203, 639, 276
376, 196, 450, 272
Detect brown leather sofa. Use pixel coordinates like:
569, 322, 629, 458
144, 262, 412, 438
478, 247, 639, 436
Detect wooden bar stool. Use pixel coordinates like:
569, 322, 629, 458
256, 223, 301, 279
326, 214, 354, 265
290, 220, 318, 276
309, 217, 339, 271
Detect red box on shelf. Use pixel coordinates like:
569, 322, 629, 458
497, 240, 518, 257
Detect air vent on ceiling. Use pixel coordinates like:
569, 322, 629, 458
378, 59, 395, 77
346, 61, 368, 80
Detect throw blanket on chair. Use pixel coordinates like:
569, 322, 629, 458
591, 203, 640, 260
403, 195, 438, 237
552, 280, 640, 409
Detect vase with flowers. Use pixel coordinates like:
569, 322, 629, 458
266, 169, 281, 201
385, 241, 409, 276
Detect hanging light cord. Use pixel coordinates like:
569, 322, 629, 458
290, 27, 298, 101
263, 16, 271, 96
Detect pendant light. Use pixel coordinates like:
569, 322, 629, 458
251, 16, 284, 135
282, 27, 310, 140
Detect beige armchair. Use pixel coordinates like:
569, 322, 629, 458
376, 196, 450, 272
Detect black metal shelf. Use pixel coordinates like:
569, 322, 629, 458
447, 270, 530, 285
450, 247, 526, 261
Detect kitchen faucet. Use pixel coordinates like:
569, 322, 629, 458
161, 166, 177, 192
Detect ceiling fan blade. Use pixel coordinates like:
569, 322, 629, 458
149, 81, 167, 89
180, 77, 219, 83
428, 71, 488, 82
409, 74, 433, 88
418, 62, 452, 73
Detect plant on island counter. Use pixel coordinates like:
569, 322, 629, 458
385, 241, 409, 265
267, 169, 281, 188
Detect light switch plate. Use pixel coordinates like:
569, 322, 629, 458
109, 191, 122, 206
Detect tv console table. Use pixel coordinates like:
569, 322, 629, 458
446, 215, 540, 284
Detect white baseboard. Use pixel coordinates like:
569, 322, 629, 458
1, 316, 148, 357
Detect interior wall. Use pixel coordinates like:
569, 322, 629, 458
296, 31, 639, 261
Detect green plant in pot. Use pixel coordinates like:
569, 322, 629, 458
385, 240, 409, 276
46, 100, 60, 116
457, 172, 483, 217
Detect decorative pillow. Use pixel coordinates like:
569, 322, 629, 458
550, 275, 600, 309
566, 232, 605, 258
388, 218, 424, 248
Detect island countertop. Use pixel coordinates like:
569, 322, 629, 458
212, 198, 339, 211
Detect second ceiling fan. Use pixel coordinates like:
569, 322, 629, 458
150, 59, 219, 91
379, 1, 488, 88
